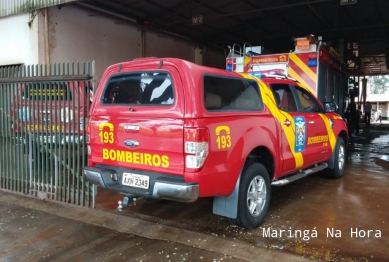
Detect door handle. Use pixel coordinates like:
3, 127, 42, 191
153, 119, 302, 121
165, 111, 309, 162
283, 120, 291, 126
309, 120, 315, 124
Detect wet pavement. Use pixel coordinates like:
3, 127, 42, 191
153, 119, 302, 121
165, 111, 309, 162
0, 191, 310, 262
1, 122, 388, 261
0, 198, 246, 262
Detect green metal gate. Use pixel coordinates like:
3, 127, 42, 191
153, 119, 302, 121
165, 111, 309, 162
0, 62, 95, 207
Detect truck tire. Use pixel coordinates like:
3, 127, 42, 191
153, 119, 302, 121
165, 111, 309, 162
230, 163, 271, 229
326, 137, 346, 178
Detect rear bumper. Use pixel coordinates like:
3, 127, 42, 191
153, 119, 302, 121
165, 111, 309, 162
83, 166, 199, 203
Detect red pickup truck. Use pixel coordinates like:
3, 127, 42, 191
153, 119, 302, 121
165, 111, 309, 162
84, 58, 348, 229
10, 82, 92, 146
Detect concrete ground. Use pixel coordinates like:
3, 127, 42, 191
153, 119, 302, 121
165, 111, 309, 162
1, 122, 388, 262
0, 191, 310, 262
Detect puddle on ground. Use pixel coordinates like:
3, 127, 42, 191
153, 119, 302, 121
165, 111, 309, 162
368, 157, 389, 170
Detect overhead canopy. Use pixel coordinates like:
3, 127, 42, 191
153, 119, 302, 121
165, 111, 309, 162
2, 0, 389, 75
75, 0, 389, 76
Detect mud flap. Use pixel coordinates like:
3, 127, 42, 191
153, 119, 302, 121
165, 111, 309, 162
212, 175, 240, 219
326, 144, 336, 169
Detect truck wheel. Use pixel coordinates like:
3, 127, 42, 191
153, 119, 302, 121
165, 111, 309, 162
230, 163, 271, 229
326, 137, 346, 178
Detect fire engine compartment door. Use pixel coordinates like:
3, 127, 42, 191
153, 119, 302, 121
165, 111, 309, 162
90, 67, 185, 176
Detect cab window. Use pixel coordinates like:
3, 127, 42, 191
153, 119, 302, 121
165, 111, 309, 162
295, 87, 321, 113
203, 75, 263, 111
101, 72, 174, 105
270, 84, 297, 112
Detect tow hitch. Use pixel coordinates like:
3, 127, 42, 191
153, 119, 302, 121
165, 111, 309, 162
117, 196, 137, 211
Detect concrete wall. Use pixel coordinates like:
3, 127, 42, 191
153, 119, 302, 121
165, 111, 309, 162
0, 13, 39, 66
39, 5, 141, 81
0, 5, 226, 80
203, 46, 227, 70
144, 32, 194, 61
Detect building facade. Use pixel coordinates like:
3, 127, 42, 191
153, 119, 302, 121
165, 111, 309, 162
0, 1, 226, 81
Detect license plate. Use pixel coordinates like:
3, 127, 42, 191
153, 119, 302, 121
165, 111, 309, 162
122, 173, 149, 189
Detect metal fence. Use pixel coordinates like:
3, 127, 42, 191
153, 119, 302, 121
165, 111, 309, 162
0, 62, 95, 207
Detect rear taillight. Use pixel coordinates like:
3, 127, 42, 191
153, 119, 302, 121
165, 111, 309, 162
184, 127, 209, 172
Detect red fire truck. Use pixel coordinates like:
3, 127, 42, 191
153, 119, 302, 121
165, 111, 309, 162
226, 35, 348, 114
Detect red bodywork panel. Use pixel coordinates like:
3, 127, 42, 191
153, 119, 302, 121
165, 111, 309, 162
87, 58, 348, 197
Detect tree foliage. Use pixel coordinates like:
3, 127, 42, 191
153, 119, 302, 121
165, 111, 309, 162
370, 76, 389, 94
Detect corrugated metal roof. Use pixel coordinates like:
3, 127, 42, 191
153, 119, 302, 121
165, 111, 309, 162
0, 0, 77, 18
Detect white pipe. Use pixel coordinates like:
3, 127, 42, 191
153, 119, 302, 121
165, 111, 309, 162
76, 2, 137, 23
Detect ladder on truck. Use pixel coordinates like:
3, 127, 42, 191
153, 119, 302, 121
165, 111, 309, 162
226, 43, 264, 72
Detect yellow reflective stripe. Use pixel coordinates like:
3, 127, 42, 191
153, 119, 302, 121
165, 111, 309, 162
289, 53, 317, 82
318, 114, 336, 150
252, 77, 304, 168
244, 57, 251, 72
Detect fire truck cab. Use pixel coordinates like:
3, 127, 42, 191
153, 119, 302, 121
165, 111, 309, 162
226, 35, 348, 115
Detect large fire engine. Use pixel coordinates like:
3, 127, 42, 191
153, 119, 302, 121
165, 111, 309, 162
226, 35, 348, 114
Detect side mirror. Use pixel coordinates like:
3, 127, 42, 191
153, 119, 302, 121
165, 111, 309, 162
323, 102, 338, 113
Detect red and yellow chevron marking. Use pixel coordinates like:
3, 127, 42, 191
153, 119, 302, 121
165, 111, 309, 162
288, 53, 318, 96
244, 56, 251, 72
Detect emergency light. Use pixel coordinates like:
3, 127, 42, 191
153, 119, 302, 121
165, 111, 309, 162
308, 59, 317, 67
226, 58, 234, 71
